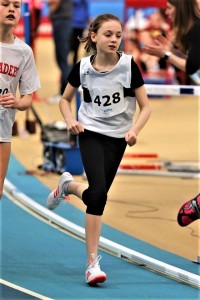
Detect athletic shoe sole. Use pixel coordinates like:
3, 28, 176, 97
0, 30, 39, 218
87, 274, 107, 285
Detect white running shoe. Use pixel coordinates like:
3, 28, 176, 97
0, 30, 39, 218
85, 255, 107, 285
46, 172, 74, 210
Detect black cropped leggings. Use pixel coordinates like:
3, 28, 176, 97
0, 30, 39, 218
78, 130, 127, 216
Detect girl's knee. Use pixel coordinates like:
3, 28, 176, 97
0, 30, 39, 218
83, 189, 107, 216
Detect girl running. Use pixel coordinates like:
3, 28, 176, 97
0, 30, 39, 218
46, 13, 151, 285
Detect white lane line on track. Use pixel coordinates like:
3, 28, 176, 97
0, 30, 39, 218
0, 279, 53, 300
3, 178, 200, 290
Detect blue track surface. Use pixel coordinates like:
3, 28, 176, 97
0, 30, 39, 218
0, 154, 199, 299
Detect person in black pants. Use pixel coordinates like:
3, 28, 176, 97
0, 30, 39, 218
48, 0, 72, 99
70, 0, 89, 66
46, 14, 151, 285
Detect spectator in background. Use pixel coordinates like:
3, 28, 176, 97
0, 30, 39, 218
70, 0, 89, 66
143, 0, 200, 228
124, 8, 172, 78
171, 0, 200, 227
143, 0, 200, 85
23, 0, 43, 47
48, 0, 72, 102
31, 0, 43, 40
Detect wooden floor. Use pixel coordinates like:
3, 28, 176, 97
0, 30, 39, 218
12, 37, 200, 262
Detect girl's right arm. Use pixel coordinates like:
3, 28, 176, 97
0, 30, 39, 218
59, 83, 85, 135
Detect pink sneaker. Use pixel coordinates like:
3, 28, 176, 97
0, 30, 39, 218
177, 194, 200, 226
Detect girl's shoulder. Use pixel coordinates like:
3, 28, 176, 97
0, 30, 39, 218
14, 37, 33, 54
80, 55, 94, 63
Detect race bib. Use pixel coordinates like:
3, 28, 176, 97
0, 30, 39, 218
90, 87, 125, 118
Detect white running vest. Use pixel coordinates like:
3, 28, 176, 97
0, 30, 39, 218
78, 52, 136, 138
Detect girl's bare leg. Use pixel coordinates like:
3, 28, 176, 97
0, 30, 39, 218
68, 182, 102, 260
0, 142, 11, 199
85, 214, 102, 261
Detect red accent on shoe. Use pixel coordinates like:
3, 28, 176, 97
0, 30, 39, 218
64, 196, 71, 202
88, 274, 107, 285
54, 187, 59, 198
86, 270, 91, 279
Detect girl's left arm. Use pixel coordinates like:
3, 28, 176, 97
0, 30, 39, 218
16, 94, 32, 111
125, 85, 151, 147
0, 93, 32, 111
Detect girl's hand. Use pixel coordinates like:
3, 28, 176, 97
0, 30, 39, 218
125, 130, 137, 147
67, 119, 84, 135
0, 93, 18, 109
